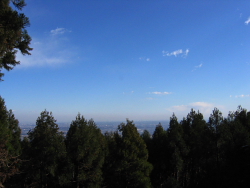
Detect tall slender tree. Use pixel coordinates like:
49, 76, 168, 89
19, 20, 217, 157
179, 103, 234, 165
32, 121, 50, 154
26, 110, 67, 187
0, 96, 21, 187
166, 113, 186, 188
65, 114, 105, 188
150, 123, 168, 187
104, 119, 152, 188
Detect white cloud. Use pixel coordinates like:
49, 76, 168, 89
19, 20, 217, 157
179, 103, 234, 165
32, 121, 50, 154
139, 57, 151, 62
245, 17, 250, 25
183, 49, 189, 57
167, 102, 220, 119
195, 63, 202, 68
235, 94, 250, 98
162, 48, 189, 57
163, 49, 182, 57
16, 34, 77, 67
190, 102, 213, 108
50, 28, 71, 35
192, 63, 203, 72
149, 91, 172, 95
169, 105, 189, 112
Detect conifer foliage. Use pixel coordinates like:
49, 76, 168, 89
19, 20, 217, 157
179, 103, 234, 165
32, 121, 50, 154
26, 110, 67, 187
1, 103, 250, 187
65, 114, 105, 188
0, 97, 21, 187
0, 0, 32, 80
104, 119, 152, 188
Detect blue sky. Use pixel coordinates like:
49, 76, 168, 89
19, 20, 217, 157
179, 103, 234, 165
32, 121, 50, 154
1, 0, 250, 123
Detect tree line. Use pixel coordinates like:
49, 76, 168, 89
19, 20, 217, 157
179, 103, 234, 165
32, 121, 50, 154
1, 96, 250, 188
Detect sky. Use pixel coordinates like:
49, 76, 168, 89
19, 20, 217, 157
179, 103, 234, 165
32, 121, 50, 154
1, 0, 250, 124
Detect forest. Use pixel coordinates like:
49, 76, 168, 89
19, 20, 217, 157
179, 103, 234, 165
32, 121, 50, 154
0, 96, 250, 188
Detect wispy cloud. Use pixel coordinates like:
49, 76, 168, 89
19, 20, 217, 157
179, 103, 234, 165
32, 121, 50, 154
146, 97, 155, 100
192, 63, 203, 72
123, 91, 135, 95
190, 102, 213, 108
183, 49, 189, 58
162, 48, 189, 57
167, 102, 219, 118
233, 94, 250, 98
50, 28, 71, 35
139, 57, 151, 62
195, 63, 203, 68
245, 17, 250, 25
149, 91, 172, 95
16, 30, 77, 67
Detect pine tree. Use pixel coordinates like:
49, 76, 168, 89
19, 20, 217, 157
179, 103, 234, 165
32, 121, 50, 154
104, 119, 152, 188
218, 107, 250, 188
26, 110, 67, 187
0, 0, 32, 80
166, 113, 186, 188
181, 109, 213, 188
150, 123, 168, 187
65, 114, 105, 188
141, 129, 152, 151
0, 96, 21, 187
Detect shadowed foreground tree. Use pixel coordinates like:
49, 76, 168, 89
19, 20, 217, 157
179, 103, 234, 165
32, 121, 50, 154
0, 96, 21, 187
65, 114, 105, 188
104, 119, 152, 188
149, 123, 168, 187
0, 0, 32, 80
217, 107, 250, 188
25, 110, 68, 187
166, 114, 187, 188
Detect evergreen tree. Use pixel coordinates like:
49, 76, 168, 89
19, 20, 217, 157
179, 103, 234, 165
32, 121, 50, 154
0, 0, 32, 80
206, 108, 224, 187
26, 110, 67, 187
166, 113, 186, 188
104, 119, 152, 188
65, 114, 105, 188
181, 109, 213, 188
218, 108, 250, 188
0, 96, 21, 186
141, 129, 152, 151
150, 123, 168, 187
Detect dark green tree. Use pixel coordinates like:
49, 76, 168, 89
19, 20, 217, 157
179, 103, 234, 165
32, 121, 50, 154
0, 96, 21, 187
150, 123, 168, 187
166, 113, 187, 188
141, 129, 152, 151
206, 108, 224, 187
26, 110, 67, 187
217, 107, 250, 188
65, 114, 105, 188
104, 119, 152, 188
0, 0, 32, 80
181, 109, 213, 188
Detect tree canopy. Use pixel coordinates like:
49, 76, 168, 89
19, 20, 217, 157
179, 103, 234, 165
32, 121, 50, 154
1, 105, 250, 187
0, 0, 32, 80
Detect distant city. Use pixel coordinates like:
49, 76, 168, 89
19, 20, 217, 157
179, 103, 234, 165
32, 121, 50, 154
20, 120, 170, 139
